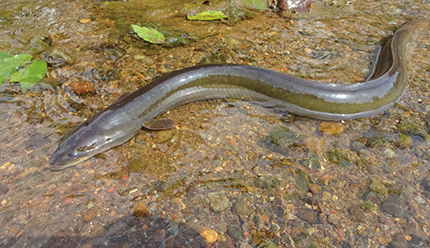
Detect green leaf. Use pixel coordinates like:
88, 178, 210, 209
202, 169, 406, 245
0, 70, 10, 83
0, 51, 11, 60
10, 68, 24, 82
0, 53, 33, 83
187, 10, 227, 21
0, 52, 46, 90
131, 24, 166, 44
18, 60, 47, 91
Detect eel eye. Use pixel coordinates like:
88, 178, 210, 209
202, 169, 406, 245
68, 152, 78, 159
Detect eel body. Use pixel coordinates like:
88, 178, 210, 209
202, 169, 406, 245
50, 19, 429, 170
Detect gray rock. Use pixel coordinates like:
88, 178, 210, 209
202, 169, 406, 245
227, 224, 243, 242
207, 192, 230, 212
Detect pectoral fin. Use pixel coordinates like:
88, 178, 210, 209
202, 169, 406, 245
143, 118, 177, 130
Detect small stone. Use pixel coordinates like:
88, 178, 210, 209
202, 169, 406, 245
267, 126, 298, 145
133, 202, 149, 217
80, 19, 92, 24
421, 176, 430, 192
225, 144, 239, 152
239, 243, 253, 248
157, 65, 168, 73
153, 130, 175, 143
426, 104, 430, 114
369, 180, 388, 196
200, 229, 218, 243
0, 182, 9, 195
41, 47, 74, 67
95, 226, 105, 236
303, 137, 326, 152
217, 233, 226, 242
295, 208, 320, 224
83, 209, 98, 222
414, 196, 425, 204
158, 144, 169, 153
319, 122, 345, 135
153, 229, 166, 243
309, 183, 321, 194
0, 162, 12, 170
321, 191, 331, 201
421, 151, 430, 161
348, 206, 366, 223
381, 200, 406, 218
71, 183, 83, 192
69, 81, 95, 95
232, 198, 253, 216
165, 235, 175, 248
227, 224, 243, 242
384, 148, 396, 158
360, 201, 377, 210
260, 212, 270, 223
396, 133, 413, 148
207, 192, 231, 212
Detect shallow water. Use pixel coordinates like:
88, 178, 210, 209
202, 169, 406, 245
1, 0, 430, 247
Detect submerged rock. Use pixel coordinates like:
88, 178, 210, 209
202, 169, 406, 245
227, 224, 243, 242
133, 202, 149, 217
207, 192, 231, 212
41, 47, 74, 67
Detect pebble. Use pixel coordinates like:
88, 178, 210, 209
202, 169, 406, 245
321, 191, 331, 201
232, 198, 253, 216
133, 202, 149, 217
309, 183, 322, 194
415, 196, 426, 204
200, 229, 218, 243
41, 47, 74, 67
0, 162, 13, 170
153, 130, 175, 143
69, 81, 95, 95
157, 144, 169, 152
396, 133, 413, 148
207, 192, 231, 212
381, 200, 406, 218
0, 182, 9, 195
421, 176, 430, 191
369, 180, 388, 196
79, 18, 91, 24
383, 148, 396, 158
295, 208, 320, 224
303, 137, 326, 152
153, 229, 166, 243
348, 206, 367, 223
227, 224, 243, 242
83, 209, 98, 222
319, 122, 345, 135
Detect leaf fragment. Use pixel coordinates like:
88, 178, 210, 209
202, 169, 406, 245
131, 24, 166, 44
13, 60, 47, 91
187, 10, 227, 21
0, 51, 11, 60
0, 53, 32, 83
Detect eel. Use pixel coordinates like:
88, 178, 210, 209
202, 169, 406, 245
49, 19, 429, 171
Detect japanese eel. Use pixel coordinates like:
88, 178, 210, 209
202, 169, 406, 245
50, 19, 429, 171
